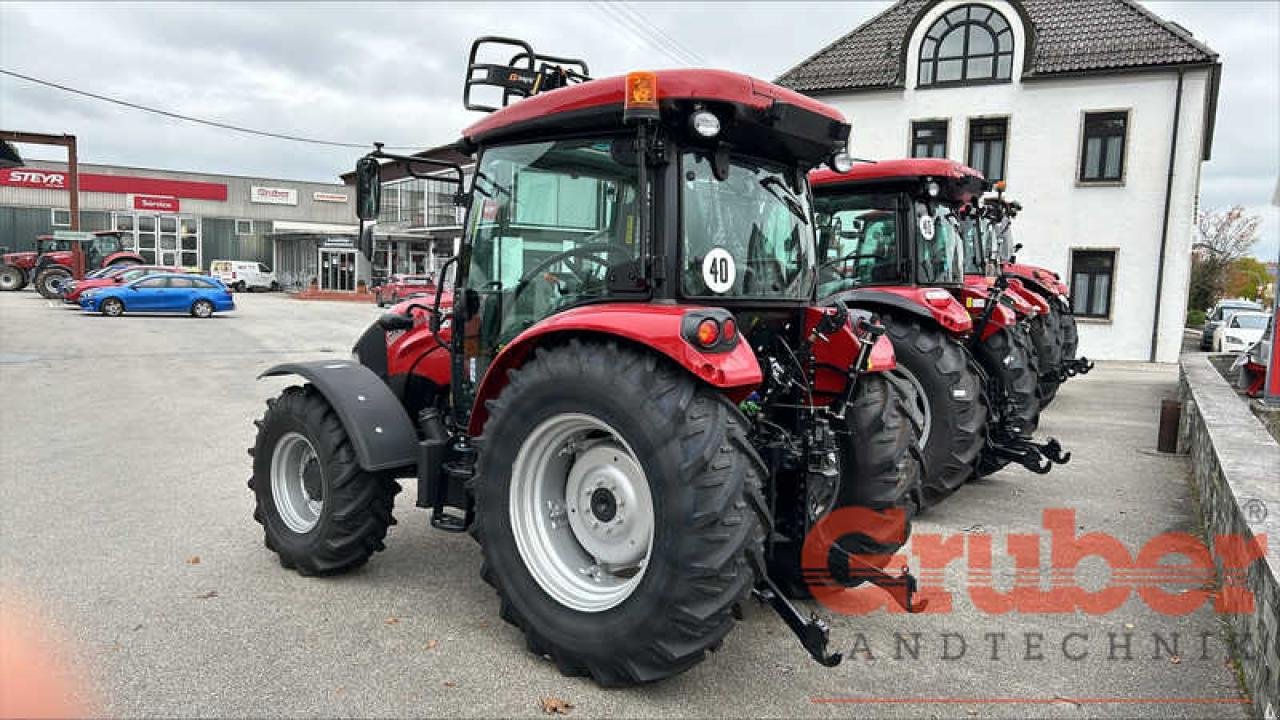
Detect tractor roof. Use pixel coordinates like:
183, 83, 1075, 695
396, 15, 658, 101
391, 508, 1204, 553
810, 158, 987, 203
35, 230, 125, 242
461, 69, 848, 164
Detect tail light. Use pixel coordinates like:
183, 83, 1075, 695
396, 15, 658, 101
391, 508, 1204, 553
682, 310, 738, 353
695, 318, 720, 347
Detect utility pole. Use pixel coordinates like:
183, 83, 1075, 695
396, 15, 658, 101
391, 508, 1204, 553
0, 131, 80, 230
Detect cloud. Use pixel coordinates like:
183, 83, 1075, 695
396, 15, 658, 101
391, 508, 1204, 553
1, 1, 1275, 257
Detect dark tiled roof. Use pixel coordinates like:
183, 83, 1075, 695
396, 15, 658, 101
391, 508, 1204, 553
777, 0, 1218, 93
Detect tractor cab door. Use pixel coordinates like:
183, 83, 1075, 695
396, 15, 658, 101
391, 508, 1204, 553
457, 136, 646, 402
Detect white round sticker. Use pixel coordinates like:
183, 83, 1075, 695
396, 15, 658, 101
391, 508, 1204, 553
918, 214, 936, 241
701, 248, 736, 294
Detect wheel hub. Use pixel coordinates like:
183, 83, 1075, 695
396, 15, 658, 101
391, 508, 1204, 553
270, 432, 323, 533
565, 444, 650, 568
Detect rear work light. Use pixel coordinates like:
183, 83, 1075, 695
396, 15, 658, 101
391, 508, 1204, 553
922, 288, 953, 308
623, 71, 659, 123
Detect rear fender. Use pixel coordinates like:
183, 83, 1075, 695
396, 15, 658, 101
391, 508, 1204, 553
1007, 278, 1051, 316
832, 287, 972, 335
103, 251, 145, 267
259, 360, 418, 473
958, 283, 1017, 341
467, 303, 763, 435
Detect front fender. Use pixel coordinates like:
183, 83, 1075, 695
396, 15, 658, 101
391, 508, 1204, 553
831, 286, 972, 335
260, 360, 418, 473
468, 303, 763, 435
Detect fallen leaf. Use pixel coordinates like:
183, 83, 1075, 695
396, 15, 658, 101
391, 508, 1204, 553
1170, 655, 1182, 665
194, 591, 218, 600
443, 681, 456, 688
425, 639, 439, 650
385, 617, 399, 625
335, 687, 345, 695
132, 624, 143, 632
540, 697, 574, 715
1124, 623, 1135, 630
186, 556, 201, 565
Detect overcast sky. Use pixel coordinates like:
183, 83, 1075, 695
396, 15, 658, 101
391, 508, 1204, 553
1, 1, 1277, 259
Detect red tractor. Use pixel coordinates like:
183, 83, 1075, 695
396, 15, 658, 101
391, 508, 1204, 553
248, 38, 927, 684
811, 159, 1068, 489
0, 236, 75, 291
27, 231, 144, 299
972, 185, 1093, 405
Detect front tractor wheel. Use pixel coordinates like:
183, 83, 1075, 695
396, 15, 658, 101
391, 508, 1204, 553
35, 268, 70, 299
0, 265, 24, 291
249, 385, 401, 575
471, 340, 762, 686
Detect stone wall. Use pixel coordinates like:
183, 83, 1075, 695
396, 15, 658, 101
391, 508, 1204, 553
1178, 355, 1280, 718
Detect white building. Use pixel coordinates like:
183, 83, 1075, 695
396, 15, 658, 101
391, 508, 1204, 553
778, 0, 1221, 362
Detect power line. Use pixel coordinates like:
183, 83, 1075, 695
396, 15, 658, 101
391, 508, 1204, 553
0, 68, 417, 151
591, 1, 700, 67
607, 2, 703, 66
610, 2, 708, 67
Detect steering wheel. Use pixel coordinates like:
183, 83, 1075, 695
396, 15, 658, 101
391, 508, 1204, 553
510, 242, 630, 303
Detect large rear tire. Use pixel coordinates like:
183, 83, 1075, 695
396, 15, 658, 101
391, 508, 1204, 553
1029, 309, 1063, 409
0, 265, 23, 291
249, 385, 400, 576
471, 340, 761, 686
35, 267, 70, 299
880, 313, 987, 503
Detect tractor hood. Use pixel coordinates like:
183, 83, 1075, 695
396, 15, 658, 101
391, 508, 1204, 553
2, 250, 37, 267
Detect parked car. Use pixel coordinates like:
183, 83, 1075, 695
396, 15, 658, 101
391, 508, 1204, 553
79, 273, 234, 318
61, 265, 184, 303
209, 260, 278, 292
1214, 310, 1270, 353
374, 273, 435, 307
1201, 299, 1263, 350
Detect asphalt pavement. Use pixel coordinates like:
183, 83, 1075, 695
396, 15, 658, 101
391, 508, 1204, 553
0, 292, 1249, 718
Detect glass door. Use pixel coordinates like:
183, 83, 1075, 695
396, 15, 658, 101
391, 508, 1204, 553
318, 248, 356, 292
136, 214, 158, 263
158, 216, 179, 267
179, 217, 200, 269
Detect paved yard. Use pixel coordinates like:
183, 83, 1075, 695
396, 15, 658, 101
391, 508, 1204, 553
0, 292, 1249, 717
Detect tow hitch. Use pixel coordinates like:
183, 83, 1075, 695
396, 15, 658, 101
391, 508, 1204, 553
986, 426, 1071, 474
744, 493, 926, 668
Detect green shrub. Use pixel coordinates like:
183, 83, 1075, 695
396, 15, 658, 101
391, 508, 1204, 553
1186, 309, 1206, 328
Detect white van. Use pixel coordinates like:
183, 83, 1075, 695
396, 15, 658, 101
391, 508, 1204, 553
210, 260, 278, 292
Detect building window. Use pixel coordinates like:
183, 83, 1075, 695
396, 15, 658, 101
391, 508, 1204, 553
51, 208, 71, 227
1070, 250, 1116, 318
918, 4, 1015, 87
1080, 111, 1128, 183
235, 219, 253, 235
968, 118, 1008, 181
911, 120, 948, 158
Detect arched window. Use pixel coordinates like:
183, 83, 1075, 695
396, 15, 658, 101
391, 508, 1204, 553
918, 4, 1014, 87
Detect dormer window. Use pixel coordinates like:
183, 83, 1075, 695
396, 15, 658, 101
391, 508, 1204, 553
918, 4, 1015, 87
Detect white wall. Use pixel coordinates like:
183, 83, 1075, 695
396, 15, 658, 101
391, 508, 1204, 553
821, 0, 1212, 363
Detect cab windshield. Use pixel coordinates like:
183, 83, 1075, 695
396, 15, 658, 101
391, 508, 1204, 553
960, 217, 987, 275
680, 152, 813, 299
813, 192, 901, 295
915, 201, 964, 285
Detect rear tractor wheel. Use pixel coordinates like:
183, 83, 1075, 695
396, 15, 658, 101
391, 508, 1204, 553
879, 313, 987, 504
35, 268, 71, 299
249, 385, 401, 575
0, 265, 24, 291
471, 340, 762, 686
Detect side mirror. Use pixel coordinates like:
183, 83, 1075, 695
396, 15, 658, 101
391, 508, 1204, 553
355, 156, 381, 222
377, 313, 415, 332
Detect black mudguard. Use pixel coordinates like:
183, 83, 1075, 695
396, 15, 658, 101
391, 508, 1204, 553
259, 360, 418, 473
831, 288, 938, 325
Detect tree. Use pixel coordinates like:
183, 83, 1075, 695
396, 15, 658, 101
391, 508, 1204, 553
1187, 206, 1261, 311
1225, 257, 1271, 301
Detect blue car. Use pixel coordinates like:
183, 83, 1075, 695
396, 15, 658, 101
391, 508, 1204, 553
79, 273, 235, 318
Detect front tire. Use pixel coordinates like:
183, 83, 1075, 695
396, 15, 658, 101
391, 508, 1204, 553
1029, 310, 1063, 408
191, 299, 215, 318
974, 324, 1043, 476
100, 298, 125, 317
233, 281, 247, 293
249, 385, 400, 575
375, 291, 384, 307
35, 268, 70, 299
471, 340, 761, 686
880, 313, 987, 503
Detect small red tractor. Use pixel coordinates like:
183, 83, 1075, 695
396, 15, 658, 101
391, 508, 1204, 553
0, 236, 75, 291
811, 159, 1069, 490
23, 231, 144, 299
248, 38, 928, 684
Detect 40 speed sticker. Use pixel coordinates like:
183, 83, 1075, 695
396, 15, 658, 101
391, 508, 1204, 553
702, 247, 736, 294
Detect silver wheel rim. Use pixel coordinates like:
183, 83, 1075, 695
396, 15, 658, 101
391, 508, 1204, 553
509, 413, 654, 613
195, 302, 212, 317
270, 432, 323, 533
895, 366, 932, 449
104, 300, 122, 316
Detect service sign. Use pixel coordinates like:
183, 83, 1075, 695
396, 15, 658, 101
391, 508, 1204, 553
312, 191, 349, 203
131, 194, 180, 212
2, 168, 67, 189
250, 186, 298, 205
